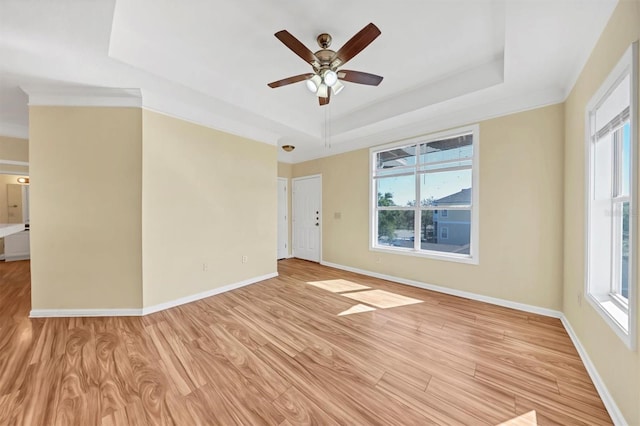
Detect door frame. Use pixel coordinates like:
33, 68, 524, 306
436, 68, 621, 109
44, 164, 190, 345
292, 174, 322, 263
277, 177, 289, 259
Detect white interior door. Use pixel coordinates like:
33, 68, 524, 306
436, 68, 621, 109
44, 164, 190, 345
277, 178, 288, 259
293, 175, 321, 262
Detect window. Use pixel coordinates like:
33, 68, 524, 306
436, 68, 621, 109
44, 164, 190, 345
440, 226, 449, 240
586, 42, 637, 349
370, 125, 479, 263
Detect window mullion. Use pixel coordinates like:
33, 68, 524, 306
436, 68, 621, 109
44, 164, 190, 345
415, 168, 420, 251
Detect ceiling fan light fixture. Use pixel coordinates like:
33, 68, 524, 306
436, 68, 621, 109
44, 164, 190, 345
306, 74, 322, 92
323, 69, 338, 87
332, 80, 345, 95
317, 83, 329, 98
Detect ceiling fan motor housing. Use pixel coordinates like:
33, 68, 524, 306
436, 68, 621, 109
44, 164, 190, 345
314, 49, 336, 72
317, 33, 332, 49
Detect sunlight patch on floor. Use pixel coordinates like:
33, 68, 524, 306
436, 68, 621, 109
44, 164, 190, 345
341, 289, 423, 309
498, 410, 537, 426
307, 280, 423, 316
307, 279, 370, 293
338, 304, 377, 316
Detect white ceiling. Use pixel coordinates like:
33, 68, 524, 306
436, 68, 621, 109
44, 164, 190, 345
0, 0, 618, 163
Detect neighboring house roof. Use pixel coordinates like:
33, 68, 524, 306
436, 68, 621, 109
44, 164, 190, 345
434, 188, 471, 205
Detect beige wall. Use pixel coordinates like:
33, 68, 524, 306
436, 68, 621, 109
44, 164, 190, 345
293, 104, 565, 311
27, 106, 278, 311
141, 110, 277, 307
0, 135, 29, 175
563, 1, 640, 423
0, 135, 28, 162
277, 161, 292, 179
278, 162, 293, 257
29, 106, 143, 310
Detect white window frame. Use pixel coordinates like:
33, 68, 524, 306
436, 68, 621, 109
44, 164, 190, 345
369, 125, 480, 264
585, 42, 638, 350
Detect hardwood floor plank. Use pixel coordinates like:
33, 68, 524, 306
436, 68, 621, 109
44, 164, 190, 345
382, 319, 478, 376
302, 316, 433, 390
426, 376, 516, 424
173, 384, 242, 425
375, 371, 472, 425
187, 339, 286, 425
474, 361, 560, 398
0, 258, 612, 425
273, 386, 340, 426
255, 343, 385, 425
207, 323, 290, 400
294, 349, 431, 425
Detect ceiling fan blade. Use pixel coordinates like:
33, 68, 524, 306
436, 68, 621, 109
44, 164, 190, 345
268, 73, 315, 88
330, 23, 381, 68
338, 70, 383, 86
319, 91, 330, 106
274, 30, 319, 66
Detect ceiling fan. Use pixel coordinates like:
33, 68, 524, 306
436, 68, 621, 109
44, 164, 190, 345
268, 23, 383, 106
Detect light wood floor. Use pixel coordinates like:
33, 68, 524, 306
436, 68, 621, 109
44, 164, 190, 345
0, 258, 611, 425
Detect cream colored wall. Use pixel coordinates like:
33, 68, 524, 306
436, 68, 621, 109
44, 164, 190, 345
0, 135, 29, 175
277, 162, 292, 178
0, 135, 28, 162
141, 110, 277, 307
29, 106, 143, 310
293, 104, 565, 310
563, 1, 640, 424
278, 162, 293, 257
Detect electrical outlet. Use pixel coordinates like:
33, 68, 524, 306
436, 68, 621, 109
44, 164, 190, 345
202, 263, 208, 272
242, 255, 248, 264
375, 256, 381, 264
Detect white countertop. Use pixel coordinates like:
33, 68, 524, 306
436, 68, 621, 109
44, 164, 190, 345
0, 223, 25, 238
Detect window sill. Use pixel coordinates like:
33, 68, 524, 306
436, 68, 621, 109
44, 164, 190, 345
371, 246, 478, 265
586, 293, 634, 349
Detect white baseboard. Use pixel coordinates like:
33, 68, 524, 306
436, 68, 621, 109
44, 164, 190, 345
320, 261, 563, 318
29, 272, 278, 318
141, 272, 278, 315
30, 308, 143, 318
5, 254, 30, 262
560, 316, 627, 426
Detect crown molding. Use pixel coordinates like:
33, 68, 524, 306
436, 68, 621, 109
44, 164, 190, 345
141, 104, 280, 147
21, 86, 142, 108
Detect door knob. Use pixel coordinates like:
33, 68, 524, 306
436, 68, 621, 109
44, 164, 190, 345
315, 223, 319, 226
